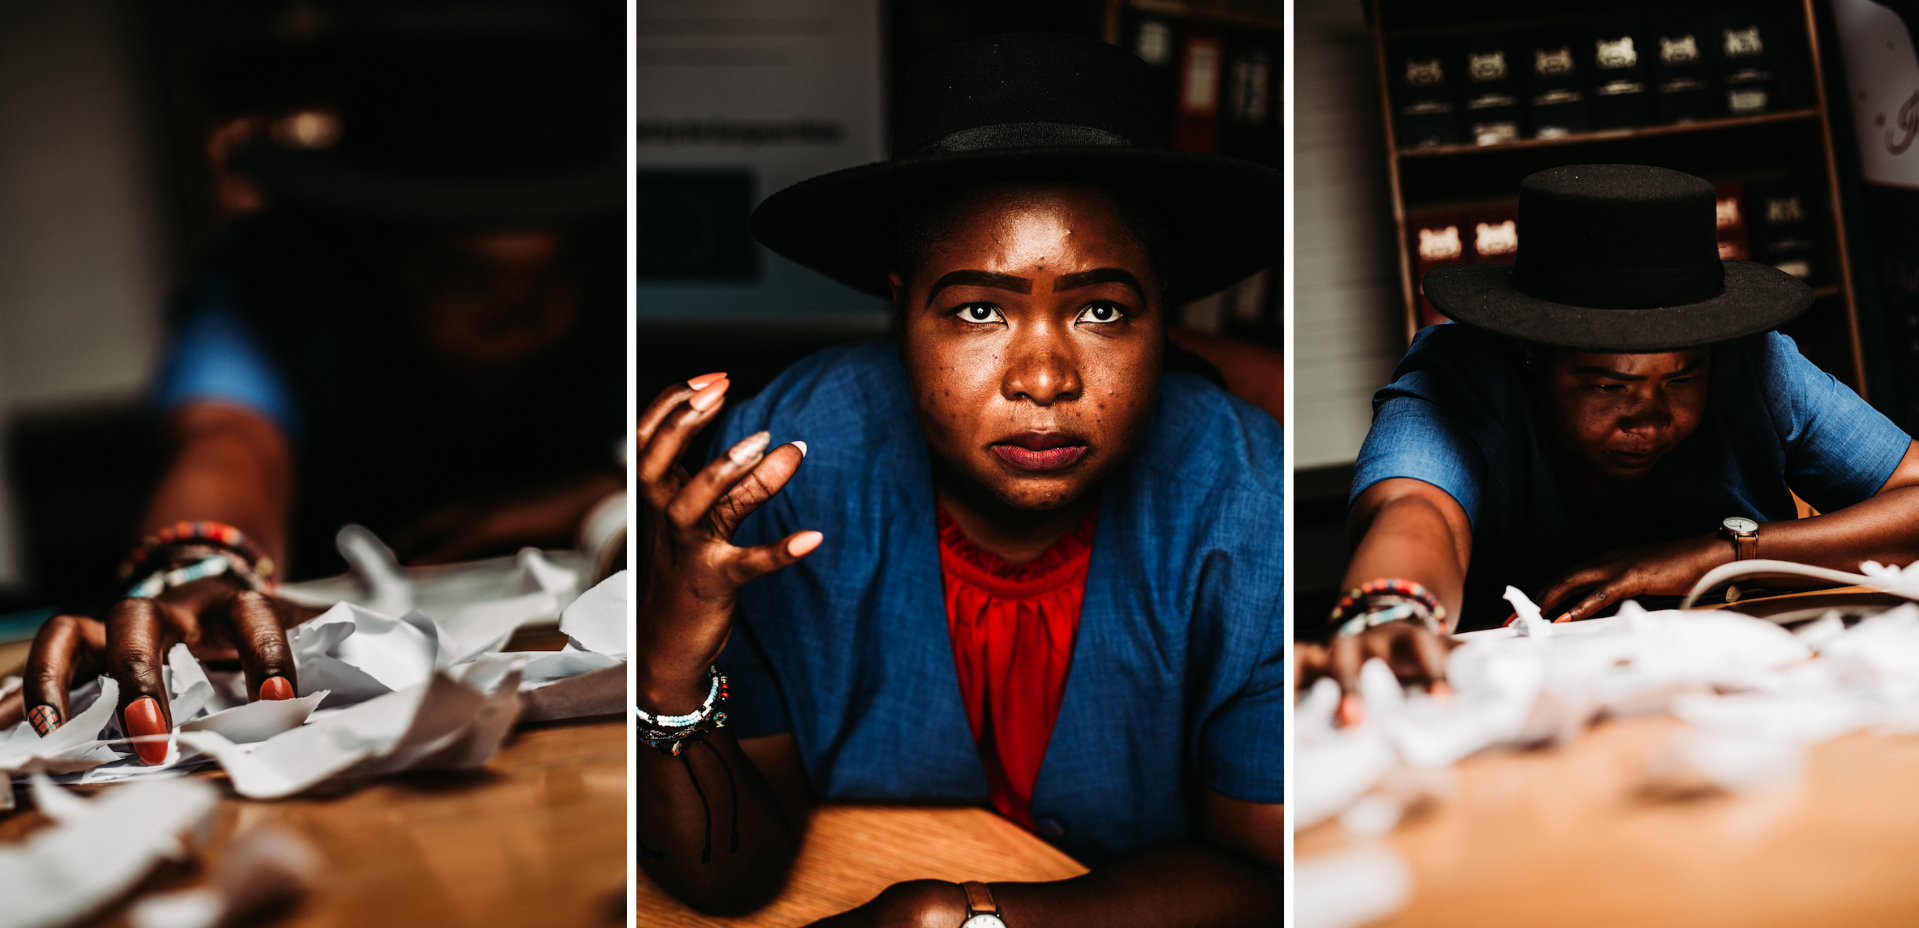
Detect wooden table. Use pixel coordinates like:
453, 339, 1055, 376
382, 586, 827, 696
637, 805, 1090, 926
1298, 686, 1919, 926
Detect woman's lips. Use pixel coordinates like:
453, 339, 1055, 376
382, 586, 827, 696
1607, 448, 1658, 469
990, 433, 1089, 472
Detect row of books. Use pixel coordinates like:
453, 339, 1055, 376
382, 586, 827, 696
1393, 14, 1781, 149
1410, 180, 1819, 327
1122, 9, 1282, 165
1121, 9, 1282, 344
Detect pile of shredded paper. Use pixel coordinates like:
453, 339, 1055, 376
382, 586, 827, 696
1298, 560, 1919, 928
0, 530, 627, 928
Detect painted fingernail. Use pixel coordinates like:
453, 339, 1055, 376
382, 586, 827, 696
125, 697, 169, 766
787, 531, 823, 558
688, 379, 731, 412
27, 704, 60, 736
791, 440, 808, 457
259, 676, 294, 701
1555, 612, 1572, 623
687, 371, 727, 390
1502, 612, 1518, 627
728, 431, 771, 466
1430, 680, 1454, 699
1337, 693, 1366, 728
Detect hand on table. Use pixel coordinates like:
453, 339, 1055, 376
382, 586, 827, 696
0, 577, 321, 763
1529, 534, 1726, 624
636, 373, 816, 711
804, 880, 966, 928
1295, 621, 1457, 727
387, 470, 625, 565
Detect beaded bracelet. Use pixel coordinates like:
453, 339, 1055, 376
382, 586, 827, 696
638, 666, 729, 756
120, 521, 275, 587
1329, 578, 1448, 636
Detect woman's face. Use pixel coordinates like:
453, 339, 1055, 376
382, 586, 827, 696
891, 183, 1164, 511
1531, 346, 1711, 480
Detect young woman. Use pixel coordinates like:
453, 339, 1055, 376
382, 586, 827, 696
638, 34, 1285, 927
1304, 164, 1919, 716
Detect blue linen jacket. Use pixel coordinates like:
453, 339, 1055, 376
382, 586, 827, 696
709, 337, 1285, 865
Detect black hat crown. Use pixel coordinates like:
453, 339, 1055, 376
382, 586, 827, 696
750, 33, 1283, 302
890, 34, 1170, 158
1511, 165, 1724, 309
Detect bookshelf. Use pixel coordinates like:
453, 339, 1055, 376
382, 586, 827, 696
1368, 0, 1867, 395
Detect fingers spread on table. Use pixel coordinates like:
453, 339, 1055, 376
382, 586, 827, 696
708, 441, 806, 539
24, 614, 106, 733
107, 598, 174, 763
221, 589, 297, 701
637, 380, 732, 502
727, 531, 824, 586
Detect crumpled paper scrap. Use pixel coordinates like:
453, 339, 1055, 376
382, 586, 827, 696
3, 570, 626, 795
127, 822, 320, 928
0, 774, 216, 928
1296, 846, 1413, 928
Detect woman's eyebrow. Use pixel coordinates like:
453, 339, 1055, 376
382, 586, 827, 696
1570, 358, 1706, 381
927, 270, 1031, 304
1053, 268, 1146, 302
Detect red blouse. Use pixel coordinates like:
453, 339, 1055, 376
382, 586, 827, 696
936, 503, 1096, 831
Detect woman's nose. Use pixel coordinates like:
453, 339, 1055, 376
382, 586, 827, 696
1001, 335, 1081, 406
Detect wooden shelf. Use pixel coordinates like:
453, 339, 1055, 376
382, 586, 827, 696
1397, 109, 1821, 160
1367, 0, 1867, 396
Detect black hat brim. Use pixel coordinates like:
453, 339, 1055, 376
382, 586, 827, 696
750, 146, 1284, 304
243, 148, 624, 225
1423, 260, 1815, 351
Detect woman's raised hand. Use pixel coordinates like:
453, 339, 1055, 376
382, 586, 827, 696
637, 374, 817, 707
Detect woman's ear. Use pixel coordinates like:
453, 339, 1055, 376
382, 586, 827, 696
888, 271, 907, 332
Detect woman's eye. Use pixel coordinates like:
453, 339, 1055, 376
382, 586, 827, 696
1078, 302, 1124, 324
956, 304, 1001, 324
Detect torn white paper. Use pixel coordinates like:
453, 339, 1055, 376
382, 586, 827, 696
1296, 846, 1414, 928
0, 775, 216, 928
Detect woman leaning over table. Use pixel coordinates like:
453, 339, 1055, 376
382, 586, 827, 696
637, 34, 1285, 928
1297, 165, 1919, 724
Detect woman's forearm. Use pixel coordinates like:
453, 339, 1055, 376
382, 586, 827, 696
1748, 485, 1919, 573
144, 402, 294, 565
637, 722, 806, 916
1344, 480, 1473, 623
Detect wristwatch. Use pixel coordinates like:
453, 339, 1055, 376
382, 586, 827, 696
1720, 516, 1759, 561
960, 881, 1008, 928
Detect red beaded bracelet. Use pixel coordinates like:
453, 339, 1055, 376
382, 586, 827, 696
118, 520, 275, 585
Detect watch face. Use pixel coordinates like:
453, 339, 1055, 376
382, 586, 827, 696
961, 916, 1008, 928
1723, 516, 1758, 534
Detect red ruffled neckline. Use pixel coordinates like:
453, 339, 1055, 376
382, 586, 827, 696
935, 501, 1097, 592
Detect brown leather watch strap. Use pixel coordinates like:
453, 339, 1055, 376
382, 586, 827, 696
1736, 532, 1758, 561
962, 881, 999, 916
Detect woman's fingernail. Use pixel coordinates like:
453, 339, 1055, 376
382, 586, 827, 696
1555, 612, 1572, 623
787, 531, 823, 558
125, 697, 169, 766
687, 372, 727, 390
728, 431, 771, 466
1430, 680, 1454, 699
259, 676, 294, 701
1337, 693, 1366, 727
27, 704, 60, 736
791, 440, 808, 457
1502, 612, 1518, 627
688, 379, 731, 412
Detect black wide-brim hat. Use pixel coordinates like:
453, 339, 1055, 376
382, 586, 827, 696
240, 7, 623, 225
1423, 164, 1813, 351
751, 33, 1284, 304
